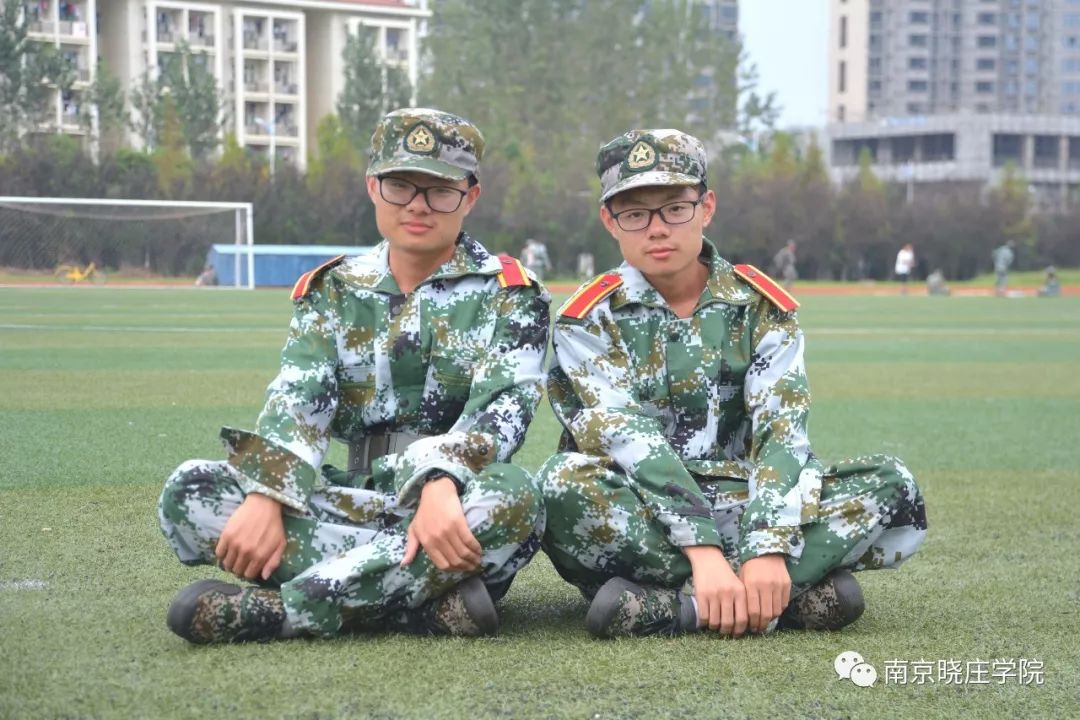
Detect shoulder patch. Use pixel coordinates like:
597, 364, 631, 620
496, 254, 532, 288
291, 255, 346, 300
559, 274, 623, 320
733, 263, 799, 312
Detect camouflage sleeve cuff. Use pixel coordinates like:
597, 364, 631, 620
664, 513, 724, 549
739, 526, 804, 563
220, 427, 316, 513
392, 431, 494, 508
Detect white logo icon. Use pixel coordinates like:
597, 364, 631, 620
850, 662, 878, 687
834, 651, 865, 679
835, 651, 877, 688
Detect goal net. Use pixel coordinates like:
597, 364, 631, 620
0, 197, 254, 288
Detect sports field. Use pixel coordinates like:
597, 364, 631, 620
1, 286, 1078, 719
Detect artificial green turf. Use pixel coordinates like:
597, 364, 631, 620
1, 287, 1078, 719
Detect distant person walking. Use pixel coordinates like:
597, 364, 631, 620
771, 240, 798, 290
522, 238, 552, 282
992, 241, 1016, 296
894, 244, 915, 294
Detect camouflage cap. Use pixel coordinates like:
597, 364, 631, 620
367, 108, 485, 182
596, 129, 707, 203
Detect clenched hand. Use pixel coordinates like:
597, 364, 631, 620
215, 492, 286, 581
401, 476, 482, 572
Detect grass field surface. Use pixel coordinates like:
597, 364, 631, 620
1, 287, 1078, 719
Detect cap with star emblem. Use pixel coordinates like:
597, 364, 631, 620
367, 107, 486, 182
595, 129, 707, 203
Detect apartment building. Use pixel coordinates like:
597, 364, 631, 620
25, 0, 99, 137
826, 0, 1080, 205
829, 0, 1080, 123
30, 0, 429, 169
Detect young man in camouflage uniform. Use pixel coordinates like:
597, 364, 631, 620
538, 129, 927, 638
159, 108, 550, 644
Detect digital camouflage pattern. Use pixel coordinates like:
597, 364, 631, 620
367, 107, 486, 181
539, 241, 927, 598
596, 129, 707, 202
159, 233, 550, 637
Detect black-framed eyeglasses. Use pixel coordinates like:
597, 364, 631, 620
378, 176, 468, 213
610, 196, 704, 232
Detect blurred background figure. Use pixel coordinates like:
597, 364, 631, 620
895, 243, 915, 295
992, 241, 1016, 296
522, 238, 552, 282
576, 252, 595, 280
194, 264, 217, 287
1038, 265, 1061, 297
926, 268, 950, 296
771, 239, 798, 290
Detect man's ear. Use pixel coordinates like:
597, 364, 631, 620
700, 189, 717, 228
365, 176, 379, 203
460, 182, 482, 216
599, 204, 619, 235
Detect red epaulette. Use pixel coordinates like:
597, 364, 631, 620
291, 255, 346, 300
496, 254, 532, 288
733, 263, 799, 312
559, 274, 623, 320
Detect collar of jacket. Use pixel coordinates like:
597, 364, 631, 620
609, 238, 753, 311
332, 232, 503, 293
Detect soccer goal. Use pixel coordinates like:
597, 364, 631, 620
0, 197, 255, 289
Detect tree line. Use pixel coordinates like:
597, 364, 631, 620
0, 0, 1074, 279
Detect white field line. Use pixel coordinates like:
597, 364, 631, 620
0, 579, 47, 591
811, 327, 1079, 336
0, 323, 280, 333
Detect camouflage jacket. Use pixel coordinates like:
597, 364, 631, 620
548, 241, 820, 563
222, 233, 550, 512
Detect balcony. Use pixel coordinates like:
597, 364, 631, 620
274, 82, 298, 96
28, 19, 56, 34
157, 27, 177, 44
189, 34, 214, 49
244, 80, 269, 93
243, 33, 268, 51
272, 37, 298, 53
57, 19, 88, 38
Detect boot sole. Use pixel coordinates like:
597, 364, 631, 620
457, 576, 499, 636
166, 579, 242, 644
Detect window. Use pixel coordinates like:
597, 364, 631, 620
978, 35, 998, 48
977, 57, 996, 71
909, 80, 929, 92
910, 34, 928, 47
910, 11, 929, 23
837, 104, 846, 122
1026, 57, 1039, 74
840, 15, 847, 48
976, 81, 995, 93
838, 61, 846, 92
1064, 58, 1080, 73
978, 12, 996, 24
906, 102, 925, 114
909, 56, 929, 70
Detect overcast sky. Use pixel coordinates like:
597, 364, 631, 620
740, 0, 828, 129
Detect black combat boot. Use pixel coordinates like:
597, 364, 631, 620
167, 579, 288, 644
585, 577, 697, 638
778, 569, 865, 631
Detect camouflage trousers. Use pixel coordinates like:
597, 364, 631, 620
159, 460, 544, 637
537, 452, 926, 599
